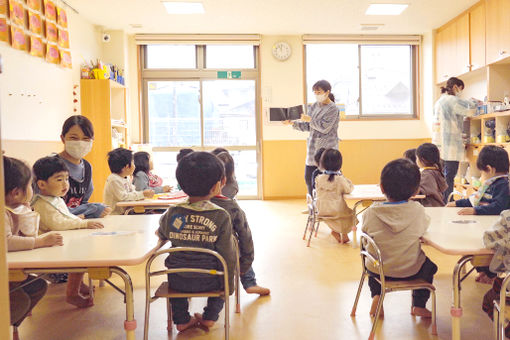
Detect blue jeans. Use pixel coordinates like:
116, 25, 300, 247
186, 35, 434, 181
69, 203, 106, 219
443, 160, 459, 203
168, 274, 224, 324
240, 266, 257, 290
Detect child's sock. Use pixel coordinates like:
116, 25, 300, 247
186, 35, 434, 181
79, 282, 93, 296
370, 295, 384, 317
411, 306, 432, 318
194, 313, 215, 328
245, 285, 270, 296
176, 316, 199, 332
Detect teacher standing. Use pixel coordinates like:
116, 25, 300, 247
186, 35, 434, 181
432, 77, 477, 203
290, 80, 339, 195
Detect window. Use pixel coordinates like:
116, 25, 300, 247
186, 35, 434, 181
141, 43, 260, 198
305, 43, 418, 118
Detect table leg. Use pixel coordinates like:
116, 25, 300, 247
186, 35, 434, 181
451, 255, 473, 340
110, 267, 136, 340
351, 226, 357, 248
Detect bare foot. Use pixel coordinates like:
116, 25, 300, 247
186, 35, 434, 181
331, 231, 343, 243
341, 234, 350, 244
194, 313, 215, 328
370, 295, 384, 318
476, 272, 495, 284
66, 295, 94, 308
411, 306, 432, 318
245, 285, 270, 296
79, 282, 94, 296
175, 316, 199, 332
475, 272, 487, 282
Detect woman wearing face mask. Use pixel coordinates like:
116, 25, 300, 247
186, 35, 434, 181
57, 115, 111, 218
432, 77, 479, 202
287, 80, 339, 196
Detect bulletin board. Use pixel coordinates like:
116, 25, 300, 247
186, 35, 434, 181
0, 0, 72, 68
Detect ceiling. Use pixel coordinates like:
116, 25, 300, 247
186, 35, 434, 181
65, 0, 480, 35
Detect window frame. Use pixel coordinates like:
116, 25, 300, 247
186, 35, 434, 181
304, 41, 420, 121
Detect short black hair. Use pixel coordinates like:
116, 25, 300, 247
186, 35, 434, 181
176, 152, 224, 197
61, 115, 94, 139
4, 156, 32, 195
477, 145, 509, 173
314, 147, 326, 166
380, 158, 420, 201
33, 156, 68, 182
403, 148, 417, 164
320, 149, 343, 182
107, 148, 133, 174
176, 148, 194, 163
215, 151, 235, 183
134, 151, 150, 175
211, 147, 228, 156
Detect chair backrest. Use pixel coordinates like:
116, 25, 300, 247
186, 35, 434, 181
306, 193, 314, 214
359, 233, 386, 286
145, 246, 230, 295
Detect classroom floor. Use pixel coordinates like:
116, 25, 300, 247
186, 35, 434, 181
18, 199, 494, 340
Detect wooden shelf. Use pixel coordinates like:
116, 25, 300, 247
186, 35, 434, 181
469, 111, 510, 120
468, 143, 510, 147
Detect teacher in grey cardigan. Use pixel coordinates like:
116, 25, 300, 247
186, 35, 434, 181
287, 80, 340, 195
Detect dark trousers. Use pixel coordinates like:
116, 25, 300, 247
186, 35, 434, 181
168, 274, 225, 324
10, 275, 48, 327
305, 165, 318, 196
368, 257, 438, 308
240, 266, 257, 290
443, 160, 459, 203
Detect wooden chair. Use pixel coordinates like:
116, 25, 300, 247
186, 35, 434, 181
351, 233, 437, 340
143, 240, 241, 340
493, 273, 510, 340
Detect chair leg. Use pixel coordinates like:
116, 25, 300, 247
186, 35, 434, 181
224, 295, 230, 340
369, 292, 385, 340
351, 272, 366, 316
235, 253, 241, 313
143, 293, 152, 340
314, 220, 320, 237
307, 216, 316, 247
303, 215, 311, 240
494, 302, 501, 340
166, 298, 173, 332
430, 289, 437, 335
12, 326, 19, 340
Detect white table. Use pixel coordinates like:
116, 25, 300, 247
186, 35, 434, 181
7, 215, 164, 340
422, 207, 496, 340
344, 184, 425, 247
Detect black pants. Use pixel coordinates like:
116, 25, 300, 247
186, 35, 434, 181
10, 275, 47, 327
368, 257, 438, 308
443, 160, 459, 203
305, 165, 318, 196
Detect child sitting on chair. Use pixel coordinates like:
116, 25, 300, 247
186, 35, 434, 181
362, 158, 438, 318
447, 145, 510, 215
32, 156, 103, 308
103, 148, 154, 215
211, 151, 270, 296
416, 143, 448, 207
133, 151, 172, 193
157, 152, 236, 332
310, 147, 325, 191
314, 148, 356, 244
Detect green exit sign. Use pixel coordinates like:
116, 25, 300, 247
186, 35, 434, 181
217, 71, 241, 79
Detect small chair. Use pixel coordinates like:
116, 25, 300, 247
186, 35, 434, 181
303, 193, 318, 247
493, 274, 510, 340
143, 240, 241, 340
351, 233, 437, 340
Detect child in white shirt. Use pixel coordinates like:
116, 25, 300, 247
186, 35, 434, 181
103, 148, 154, 214
32, 156, 103, 308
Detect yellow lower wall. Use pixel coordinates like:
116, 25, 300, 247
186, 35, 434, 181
262, 138, 431, 199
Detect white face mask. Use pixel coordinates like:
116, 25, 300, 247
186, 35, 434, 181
65, 140, 93, 159
315, 93, 327, 103
456, 90, 463, 97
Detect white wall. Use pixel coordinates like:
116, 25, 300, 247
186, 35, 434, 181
0, 9, 102, 141
261, 35, 432, 141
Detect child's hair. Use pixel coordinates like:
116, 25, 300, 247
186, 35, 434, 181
312, 80, 335, 102
215, 151, 235, 184
440, 77, 464, 95
416, 143, 443, 173
176, 152, 224, 197
476, 145, 509, 173
381, 158, 420, 201
107, 148, 133, 174
133, 151, 150, 175
320, 148, 342, 182
211, 147, 228, 155
61, 115, 94, 139
314, 147, 326, 167
403, 148, 417, 164
4, 156, 32, 195
33, 156, 68, 182
176, 148, 194, 162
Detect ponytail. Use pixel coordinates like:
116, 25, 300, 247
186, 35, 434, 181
441, 77, 464, 96
312, 80, 335, 103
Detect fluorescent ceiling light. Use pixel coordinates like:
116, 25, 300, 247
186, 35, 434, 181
366, 3, 408, 15
162, 2, 205, 14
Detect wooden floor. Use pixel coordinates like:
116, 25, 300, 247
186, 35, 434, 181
18, 199, 494, 340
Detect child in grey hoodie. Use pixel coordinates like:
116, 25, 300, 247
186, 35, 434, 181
362, 158, 438, 318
